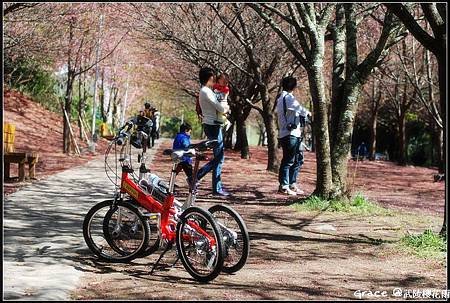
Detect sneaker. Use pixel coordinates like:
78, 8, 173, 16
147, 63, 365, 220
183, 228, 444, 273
213, 189, 230, 197
289, 184, 305, 195
278, 185, 297, 196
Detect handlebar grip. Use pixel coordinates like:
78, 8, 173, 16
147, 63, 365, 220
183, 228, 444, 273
119, 120, 133, 131
117, 135, 126, 146
115, 121, 134, 145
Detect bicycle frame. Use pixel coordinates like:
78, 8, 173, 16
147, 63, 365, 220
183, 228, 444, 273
119, 164, 216, 246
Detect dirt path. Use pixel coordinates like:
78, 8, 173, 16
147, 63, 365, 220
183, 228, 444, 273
70, 139, 446, 300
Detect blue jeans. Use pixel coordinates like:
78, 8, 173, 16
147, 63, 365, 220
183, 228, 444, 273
278, 135, 304, 187
197, 124, 224, 193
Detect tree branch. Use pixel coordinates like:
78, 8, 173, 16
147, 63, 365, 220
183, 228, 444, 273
75, 30, 128, 77
3, 3, 39, 16
247, 4, 308, 67
421, 3, 445, 38
384, 3, 439, 54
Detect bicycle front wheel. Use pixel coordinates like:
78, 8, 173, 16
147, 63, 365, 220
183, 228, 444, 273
176, 206, 225, 283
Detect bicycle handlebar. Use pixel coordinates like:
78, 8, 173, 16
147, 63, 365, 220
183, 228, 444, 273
116, 121, 134, 146
188, 139, 219, 151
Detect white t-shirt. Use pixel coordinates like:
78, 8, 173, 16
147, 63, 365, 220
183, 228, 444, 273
199, 86, 229, 125
276, 91, 310, 139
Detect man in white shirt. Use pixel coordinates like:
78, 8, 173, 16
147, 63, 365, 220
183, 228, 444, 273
196, 67, 230, 196
276, 76, 311, 196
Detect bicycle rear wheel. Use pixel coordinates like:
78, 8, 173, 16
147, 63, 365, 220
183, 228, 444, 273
176, 206, 225, 283
83, 200, 149, 262
208, 204, 249, 273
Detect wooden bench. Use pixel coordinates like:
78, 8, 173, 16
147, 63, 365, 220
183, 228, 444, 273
4, 152, 39, 181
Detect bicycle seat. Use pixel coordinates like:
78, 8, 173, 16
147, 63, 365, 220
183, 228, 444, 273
170, 149, 196, 162
189, 140, 219, 151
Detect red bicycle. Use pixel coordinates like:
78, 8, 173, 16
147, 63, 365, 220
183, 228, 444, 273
83, 116, 249, 281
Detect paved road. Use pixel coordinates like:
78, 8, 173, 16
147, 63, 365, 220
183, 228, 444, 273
3, 141, 160, 300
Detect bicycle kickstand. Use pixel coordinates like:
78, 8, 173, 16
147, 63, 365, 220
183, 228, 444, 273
150, 243, 172, 274
171, 254, 179, 267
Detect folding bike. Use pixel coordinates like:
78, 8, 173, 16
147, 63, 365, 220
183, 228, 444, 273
83, 116, 249, 282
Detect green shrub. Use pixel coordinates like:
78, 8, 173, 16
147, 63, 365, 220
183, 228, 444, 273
5, 55, 61, 112
291, 192, 391, 215
400, 229, 447, 258
294, 195, 329, 211
160, 109, 202, 140
160, 116, 182, 139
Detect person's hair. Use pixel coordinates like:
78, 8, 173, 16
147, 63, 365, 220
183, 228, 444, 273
199, 67, 215, 85
217, 72, 229, 83
281, 76, 297, 91
179, 122, 192, 133
144, 102, 151, 109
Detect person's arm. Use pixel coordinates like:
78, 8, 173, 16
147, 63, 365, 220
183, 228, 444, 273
286, 95, 310, 117
205, 88, 229, 113
284, 94, 300, 116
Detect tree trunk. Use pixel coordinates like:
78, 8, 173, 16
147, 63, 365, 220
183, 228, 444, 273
264, 113, 279, 172
234, 118, 243, 149
63, 20, 74, 154
307, 64, 333, 199
369, 79, 380, 161
63, 69, 75, 154
437, 127, 443, 172
432, 124, 443, 169
233, 102, 251, 159
112, 96, 118, 130
330, 3, 346, 151
309, 98, 315, 152
330, 80, 362, 197
260, 91, 279, 172
436, 54, 446, 174
329, 4, 361, 198
78, 74, 83, 139
99, 69, 107, 123
257, 122, 266, 146
436, 52, 446, 236
234, 117, 250, 159
258, 129, 263, 146
369, 110, 378, 161
398, 112, 407, 165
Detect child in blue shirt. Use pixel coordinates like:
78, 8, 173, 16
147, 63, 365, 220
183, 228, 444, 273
173, 123, 193, 185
